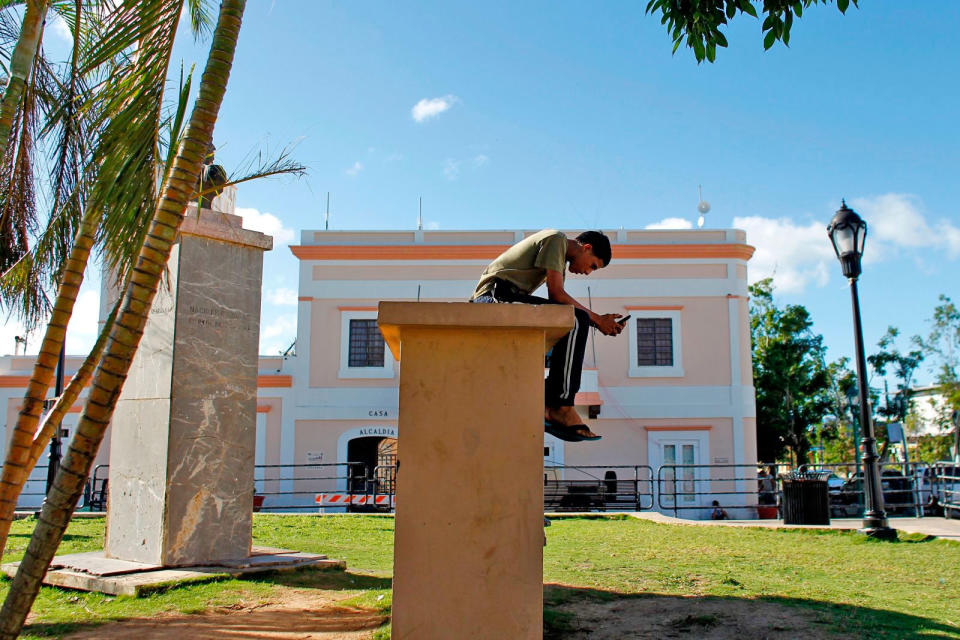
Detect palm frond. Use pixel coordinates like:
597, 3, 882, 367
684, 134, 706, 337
186, 0, 215, 40
0, 1, 100, 327
0, 10, 23, 77
83, 0, 184, 276
0, 42, 39, 277
34, 1, 93, 284
197, 143, 307, 201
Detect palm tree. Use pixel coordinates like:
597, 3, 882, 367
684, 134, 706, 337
0, 0, 247, 633
0, 0, 300, 557
0, 0, 50, 163
0, 0, 201, 559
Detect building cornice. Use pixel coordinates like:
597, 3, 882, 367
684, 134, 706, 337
290, 243, 755, 262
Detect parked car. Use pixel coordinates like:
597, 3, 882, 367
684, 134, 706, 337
834, 469, 917, 517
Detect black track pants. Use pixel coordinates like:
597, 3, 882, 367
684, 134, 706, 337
471, 292, 589, 408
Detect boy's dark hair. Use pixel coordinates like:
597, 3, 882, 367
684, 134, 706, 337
575, 230, 612, 267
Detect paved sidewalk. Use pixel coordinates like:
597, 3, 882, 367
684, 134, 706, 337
629, 511, 960, 541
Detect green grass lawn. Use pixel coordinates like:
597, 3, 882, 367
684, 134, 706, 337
1, 514, 958, 639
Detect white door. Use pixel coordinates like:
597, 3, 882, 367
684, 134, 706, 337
649, 432, 706, 515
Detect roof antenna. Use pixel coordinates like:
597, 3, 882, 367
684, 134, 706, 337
418, 197, 423, 230
324, 192, 330, 230
697, 185, 711, 228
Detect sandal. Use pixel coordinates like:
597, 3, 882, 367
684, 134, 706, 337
544, 421, 602, 442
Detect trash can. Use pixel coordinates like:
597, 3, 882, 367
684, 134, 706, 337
780, 471, 830, 525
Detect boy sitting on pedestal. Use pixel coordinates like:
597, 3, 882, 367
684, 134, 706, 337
470, 229, 626, 442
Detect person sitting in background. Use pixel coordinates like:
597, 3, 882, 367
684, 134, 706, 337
758, 465, 777, 505
711, 500, 729, 520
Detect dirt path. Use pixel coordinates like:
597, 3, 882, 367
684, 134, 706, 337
551, 593, 836, 639
59, 585, 842, 639
63, 588, 387, 640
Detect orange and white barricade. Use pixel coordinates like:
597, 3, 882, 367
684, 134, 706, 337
315, 493, 395, 508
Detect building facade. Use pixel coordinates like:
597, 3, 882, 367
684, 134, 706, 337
2, 223, 759, 518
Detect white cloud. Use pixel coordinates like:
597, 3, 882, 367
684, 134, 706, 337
64, 290, 101, 353
645, 217, 693, 230
345, 161, 364, 177
235, 206, 295, 246
48, 13, 74, 43
735, 195, 960, 294
443, 154, 489, 181
259, 313, 297, 354
262, 314, 296, 339
0, 273, 101, 356
733, 215, 834, 294
0, 318, 41, 357
266, 287, 297, 306
850, 193, 960, 259
443, 158, 460, 181
412, 95, 458, 123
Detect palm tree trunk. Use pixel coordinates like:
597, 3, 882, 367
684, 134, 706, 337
0, 1, 246, 635
27, 302, 119, 471
0, 206, 101, 560
0, 0, 49, 160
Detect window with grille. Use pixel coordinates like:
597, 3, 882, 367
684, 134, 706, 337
348, 319, 385, 367
636, 318, 673, 366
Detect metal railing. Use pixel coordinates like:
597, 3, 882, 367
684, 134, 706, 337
15, 459, 960, 518
544, 465, 654, 511
654, 461, 958, 520
796, 461, 930, 518
933, 462, 960, 516
16, 466, 50, 511
657, 463, 788, 518
83, 465, 109, 510
255, 462, 369, 511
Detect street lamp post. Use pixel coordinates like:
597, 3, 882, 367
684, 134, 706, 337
44, 345, 65, 497
827, 201, 896, 540
844, 384, 862, 485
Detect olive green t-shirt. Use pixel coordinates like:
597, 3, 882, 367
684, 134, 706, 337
471, 229, 568, 299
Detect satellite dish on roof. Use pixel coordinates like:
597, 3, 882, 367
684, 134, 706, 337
697, 185, 710, 228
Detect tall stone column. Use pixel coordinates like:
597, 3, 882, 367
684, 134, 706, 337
104, 208, 272, 567
378, 302, 574, 640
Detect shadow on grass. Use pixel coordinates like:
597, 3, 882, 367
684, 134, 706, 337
6, 532, 96, 543
543, 584, 960, 640
246, 568, 391, 591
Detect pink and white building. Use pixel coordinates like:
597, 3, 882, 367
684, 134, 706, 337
1, 224, 759, 517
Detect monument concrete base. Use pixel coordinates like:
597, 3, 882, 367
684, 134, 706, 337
1, 548, 344, 597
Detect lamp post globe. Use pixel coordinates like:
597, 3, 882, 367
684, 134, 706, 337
827, 201, 896, 540
827, 200, 867, 279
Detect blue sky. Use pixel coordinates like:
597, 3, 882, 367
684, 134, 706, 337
7, 1, 959, 388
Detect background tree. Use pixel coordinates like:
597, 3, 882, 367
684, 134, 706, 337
646, 0, 859, 63
915, 295, 960, 459
750, 278, 832, 463
819, 357, 856, 464
868, 326, 924, 423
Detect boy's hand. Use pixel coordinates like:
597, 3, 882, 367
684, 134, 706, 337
594, 313, 623, 336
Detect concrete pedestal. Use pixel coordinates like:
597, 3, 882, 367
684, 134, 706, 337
104, 209, 272, 566
378, 301, 574, 640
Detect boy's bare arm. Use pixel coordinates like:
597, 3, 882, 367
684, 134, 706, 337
545, 270, 623, 336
